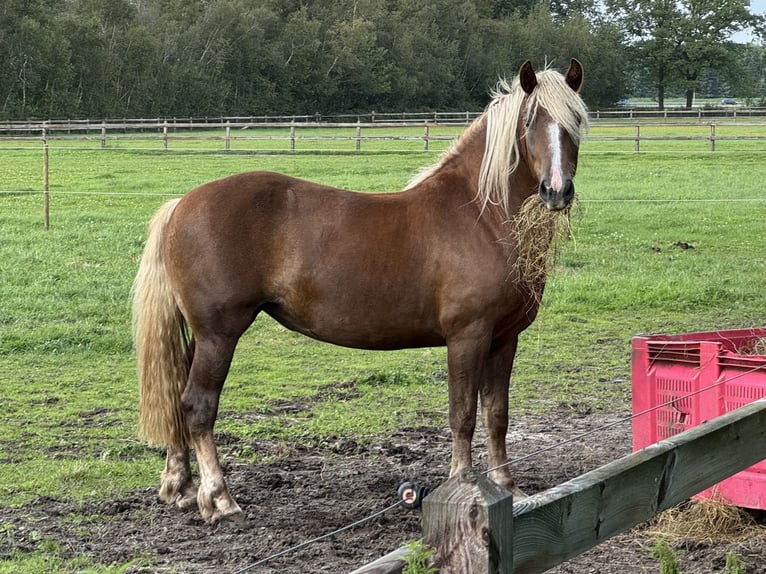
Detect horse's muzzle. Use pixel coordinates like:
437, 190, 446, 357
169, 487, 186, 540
539, 178, 575, 211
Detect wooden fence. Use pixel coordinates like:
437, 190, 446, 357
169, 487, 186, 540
1, 118, 765, 153
1, 120, 460, 152
352, 398, 766, 573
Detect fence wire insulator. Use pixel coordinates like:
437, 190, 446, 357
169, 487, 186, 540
397, 481, 430, 510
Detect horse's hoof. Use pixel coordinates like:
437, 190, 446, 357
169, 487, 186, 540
176, 489, 199, 510
159, 479, 197, 506
510, 486, 529, 499
211, 509, 249, 531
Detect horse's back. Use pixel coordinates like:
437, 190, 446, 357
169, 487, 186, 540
164, 171, 448, 347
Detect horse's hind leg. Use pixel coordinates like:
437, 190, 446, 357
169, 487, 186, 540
182, 334, 242, 523
160, 445, 198, 509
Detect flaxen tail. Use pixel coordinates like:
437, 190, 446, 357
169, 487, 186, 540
132, 198, 192, 448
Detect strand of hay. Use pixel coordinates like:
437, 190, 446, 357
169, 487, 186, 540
509, 195, 575, 301
645, 499, 766, 545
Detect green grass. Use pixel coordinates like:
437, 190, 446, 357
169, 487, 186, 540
1, 133, 766, 570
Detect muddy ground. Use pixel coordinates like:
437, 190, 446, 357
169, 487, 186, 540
2, 410, 766, 573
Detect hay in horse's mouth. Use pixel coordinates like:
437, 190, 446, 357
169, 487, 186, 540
510, 194, 574, 299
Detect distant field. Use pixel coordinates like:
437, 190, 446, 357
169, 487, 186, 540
1, 135, 766, 570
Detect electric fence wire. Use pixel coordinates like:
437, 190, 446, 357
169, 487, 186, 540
230, 500, 404, 574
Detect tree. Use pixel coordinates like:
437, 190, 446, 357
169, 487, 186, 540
734, 44, 766, 104
376, 0, 472, 110
674, 0, 759, 107
606, 0, 764, 109
505, 5, 626, 108
64, 0, 146, 117
0, 0, 75, 118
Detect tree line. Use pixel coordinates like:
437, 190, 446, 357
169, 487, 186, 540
1, 0, 764, 120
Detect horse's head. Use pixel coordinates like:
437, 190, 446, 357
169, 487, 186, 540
518, 59, 585, 211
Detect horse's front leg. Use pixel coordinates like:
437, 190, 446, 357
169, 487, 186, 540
480, 335, 526, 498
159, 445, 198, 509
183, 336, 242, 524
446, 333, 490, 478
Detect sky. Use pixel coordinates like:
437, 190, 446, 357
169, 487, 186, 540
733, 0, 766, 43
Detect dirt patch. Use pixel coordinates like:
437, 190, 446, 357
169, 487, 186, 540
2, 412, 766, 573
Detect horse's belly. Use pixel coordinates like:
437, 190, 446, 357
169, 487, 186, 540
264, 302, 444, 351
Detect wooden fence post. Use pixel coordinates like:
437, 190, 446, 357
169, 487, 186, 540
43, 142, 50, 230
423, 124, 429, 152
422, 468, 514, 573
356, 122, 362, 151
634, 123, 640, 153
225, 121, 231, 152
710, 122, 716, 152
290, 124, 296, 152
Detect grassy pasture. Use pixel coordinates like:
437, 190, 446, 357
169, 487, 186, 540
1, 131, 766, 571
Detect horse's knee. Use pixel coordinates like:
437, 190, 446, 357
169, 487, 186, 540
449, 407, 477, 436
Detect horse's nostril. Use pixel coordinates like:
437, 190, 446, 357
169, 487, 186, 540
563, 179, 575, 200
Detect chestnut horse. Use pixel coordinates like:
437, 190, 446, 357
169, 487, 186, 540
133, 60, 588, 523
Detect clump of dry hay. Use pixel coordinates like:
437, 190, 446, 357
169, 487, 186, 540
645, 499, 766, 544
738, 337, 766, 356
751, 338, 766, 355
509, 195, 575, 300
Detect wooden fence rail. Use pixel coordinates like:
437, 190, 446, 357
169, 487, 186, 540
0, 119, 765, 153
0, 106, 765, 128
352, 398, 766, 573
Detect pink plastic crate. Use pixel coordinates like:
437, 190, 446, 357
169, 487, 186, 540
632, 328, 766, 509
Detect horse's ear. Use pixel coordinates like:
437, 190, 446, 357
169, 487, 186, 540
519, 60, 537, 95
565, 58, 584, 93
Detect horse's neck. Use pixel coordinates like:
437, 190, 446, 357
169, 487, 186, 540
422, 123, 487, 208
414, 120, 537, 232
506, 156, 538, 216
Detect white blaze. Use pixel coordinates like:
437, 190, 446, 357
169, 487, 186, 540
547, 123, 564, 192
